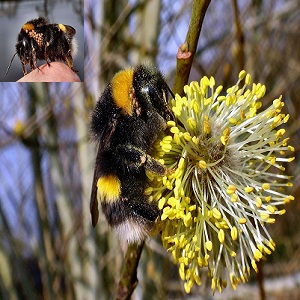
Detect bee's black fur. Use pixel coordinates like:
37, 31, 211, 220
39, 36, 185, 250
90, 64, 172, 243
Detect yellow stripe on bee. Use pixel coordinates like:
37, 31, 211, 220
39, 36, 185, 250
22, 22, 35, 32
58, 24, 66, 32
97, 175, 121, 202
111, 69, 134, 116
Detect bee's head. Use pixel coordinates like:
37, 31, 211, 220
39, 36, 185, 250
110, 64, 173, 121
16, 36, 32, 63
133, 64, 173, 121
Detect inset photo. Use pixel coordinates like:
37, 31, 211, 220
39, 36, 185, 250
0, 0, 83, 82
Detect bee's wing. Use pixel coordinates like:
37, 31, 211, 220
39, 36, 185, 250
65, 25, 76, 36
90, 111, 119, 227
90, 145, 101, 227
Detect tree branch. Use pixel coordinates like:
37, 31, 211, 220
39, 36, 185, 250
115, 242, 145, 300
173, 0, 212, 96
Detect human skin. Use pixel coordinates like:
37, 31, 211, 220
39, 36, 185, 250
17, 62, 81, 82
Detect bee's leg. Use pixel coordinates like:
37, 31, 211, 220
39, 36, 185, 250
144, 154, 167, 175
29, 60, 34, 72
45, 54, 51, 67
115, 144, 167, 176
30, 40, 37, 70
65, 52, 77, 73
21, 62, 27, 75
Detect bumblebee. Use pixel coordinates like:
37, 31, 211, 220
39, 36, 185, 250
90, 64, 173, 244
6, 17, 77, 76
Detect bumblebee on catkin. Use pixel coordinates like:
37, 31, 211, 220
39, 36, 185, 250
90, 64, 173, 244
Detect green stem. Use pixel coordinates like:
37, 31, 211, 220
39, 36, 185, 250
173, 0, 212, 96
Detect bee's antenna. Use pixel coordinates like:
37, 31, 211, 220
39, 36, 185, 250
5, 52, 18, 75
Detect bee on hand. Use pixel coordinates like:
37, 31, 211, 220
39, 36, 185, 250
6, 17, 77, 76
90, 64, 174, 244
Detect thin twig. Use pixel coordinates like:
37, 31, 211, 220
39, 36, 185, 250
232, 0, 245, 71
115, 242, 145, 300
173, 0, 212, 96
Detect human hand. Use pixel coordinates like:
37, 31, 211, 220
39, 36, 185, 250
17, 62, 81, 82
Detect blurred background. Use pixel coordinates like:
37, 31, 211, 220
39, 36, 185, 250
0, 0, 299, 299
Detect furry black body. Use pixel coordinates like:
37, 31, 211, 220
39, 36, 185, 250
90, 65, 172, 243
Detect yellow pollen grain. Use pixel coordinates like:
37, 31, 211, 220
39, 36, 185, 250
244, 186, 254, 193
279, 209, 286, 215
267, 218, 276, 224
276, 129, 286, 138
183, 132, 191, 141
167, 120, 176, 127
231, 226, 238, 240
187, 117, 197, 130
184, 282, 191, 294
158, 197, 166, 210
254, 249, 262, 261
218, 229, 225, 244
265, 196, 272, 202
267, 205, 276, 213
255, 197, 262, 207
229, 118, 237, 124
205, 240, 213, 251
216, 85, 223, 95
262, 183, 270, 190
230, 251, 236, 257
238, 70, 246, 80
199, 160, 207, 169
283, 114, 290, 123
170, 126, 180, 134
288, 145, 295, 152
226, 185, 236, 194
245, 73, 251, 85
178, 157, 185, 169
251, 260, 258, 272
230, 194, 238, 202
273, 98, 283, 109
192, 136, 199, 145
212, 208, 222, 220
238, 218, 247, 224
260, 212, 270, 220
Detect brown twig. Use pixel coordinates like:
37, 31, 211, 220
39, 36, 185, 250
257, 260, 266, 300
232, 0, 245, 71
173, 0, 212, 96
115, 242, 145, 300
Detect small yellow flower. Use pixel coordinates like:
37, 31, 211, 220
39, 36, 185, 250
148, 71, 294, 293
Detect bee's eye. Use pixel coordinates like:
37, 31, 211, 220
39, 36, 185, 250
143, 85, 166, 111
22, 39, 29, 49
142, 85, 159, 104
